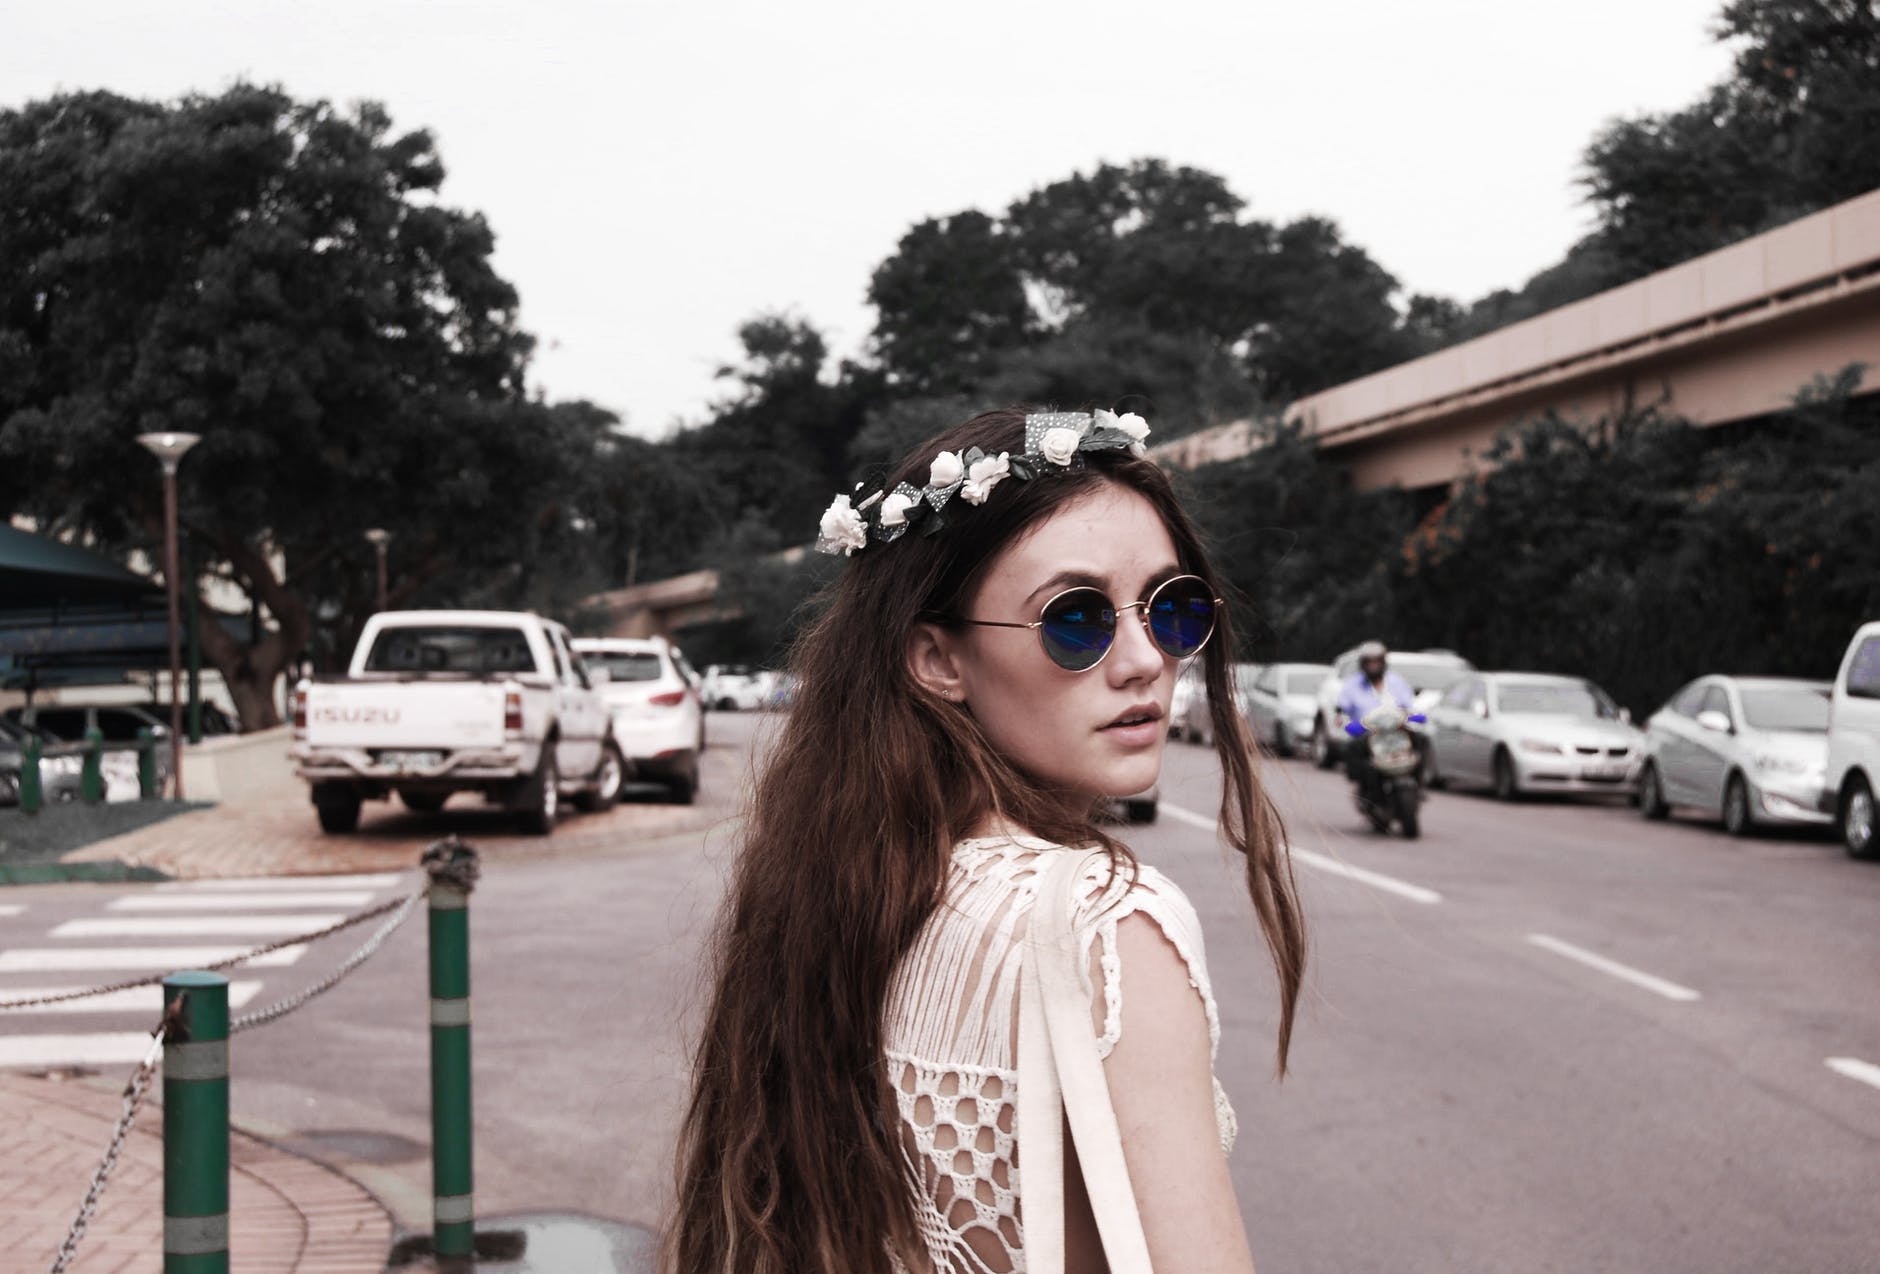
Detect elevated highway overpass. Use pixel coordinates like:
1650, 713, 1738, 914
1155, 186, 1880, 490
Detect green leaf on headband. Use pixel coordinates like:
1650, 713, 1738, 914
903, 498, 930, 525
963, 445, 985, 465
1082, 428, 1133, 450
922, 511, 947, 537
1008, 457, 1035, 481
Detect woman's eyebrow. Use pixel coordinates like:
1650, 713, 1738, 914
1021, 563, 1185, 608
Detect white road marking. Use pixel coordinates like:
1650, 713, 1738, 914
1826, 1057, 1880, 1092
0, 904, 24, 918
0, 981, 263, 1012
51, 915, 342, 939
1526, 934, 1701, 1003
1162, 802, 1443, 905
154, 873, 403, 892
0, 944, 305, 971
0, 1032, 162, 1068
109, 892, 374, 911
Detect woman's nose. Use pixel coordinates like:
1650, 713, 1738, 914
1106, 605, 1165, 683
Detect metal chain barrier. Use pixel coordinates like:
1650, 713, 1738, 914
20, 859, 456, 1271
0, 889, 417, 1012
45, 998, 181, 1274
230, 891, 418, 1033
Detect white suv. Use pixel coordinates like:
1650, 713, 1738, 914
1824, 621, 1880, 860
572, 637, 705, 804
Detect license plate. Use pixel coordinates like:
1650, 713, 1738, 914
380, 750, 445, 772
1581, 764, 1627, 781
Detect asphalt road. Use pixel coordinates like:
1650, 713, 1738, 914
8, 710, 1877, 1271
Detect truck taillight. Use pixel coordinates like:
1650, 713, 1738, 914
649, 690, 686, 707
504, 687, 523, 734
292, 685, 308, 735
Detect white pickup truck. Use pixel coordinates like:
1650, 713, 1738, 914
290, 610, 622, 835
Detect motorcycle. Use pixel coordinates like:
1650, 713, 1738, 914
1343, 703, 1427, 838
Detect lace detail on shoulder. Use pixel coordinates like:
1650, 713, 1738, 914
882, 837, 1234, 1272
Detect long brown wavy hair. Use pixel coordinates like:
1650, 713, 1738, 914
669, 407, 1305, 1273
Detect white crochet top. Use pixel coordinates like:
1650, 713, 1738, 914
883, 835, 1236, 1274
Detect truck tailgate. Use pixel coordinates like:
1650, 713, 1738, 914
304, 682, 507, 750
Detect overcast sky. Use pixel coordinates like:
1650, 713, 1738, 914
13, 1, 1735, 436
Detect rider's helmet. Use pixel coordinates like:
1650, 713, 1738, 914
1358, 640, 1388, 680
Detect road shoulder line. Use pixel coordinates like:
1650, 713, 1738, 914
1160, 801, 1443, 905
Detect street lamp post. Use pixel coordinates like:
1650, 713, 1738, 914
137, 431, 201, 801
364, 528, 391, 613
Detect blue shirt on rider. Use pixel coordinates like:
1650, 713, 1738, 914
1337, 670, 1415, 725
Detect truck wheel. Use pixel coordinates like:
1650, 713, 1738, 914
516, 752, 559, 836
400, 790, 448, 814
314, 784, 362, 834
1842, 776, 1877, 861
575, 744, 624, 813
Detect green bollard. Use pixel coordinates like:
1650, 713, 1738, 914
163, 972, 229, 1273
138, 727, 159, 800
19, 734, 42, 815
429, 851, 476, 1258
80, 726, 104, 804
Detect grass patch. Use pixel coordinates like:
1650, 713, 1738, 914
0, 800, 207, 868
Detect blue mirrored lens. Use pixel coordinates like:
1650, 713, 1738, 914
1039, 591, 1114, 670
1148, 578, 1215, 657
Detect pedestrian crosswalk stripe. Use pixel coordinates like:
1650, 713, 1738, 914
0, 944, 306, 971
0, 1032, 162, 1068
0, 981, 263, 1013
52, 915, 344, 939
109, 892, 375, 911
155, 873, 404, 892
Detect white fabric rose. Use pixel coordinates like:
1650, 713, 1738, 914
879, 491, 917, 527
818, 494, 869, 555
1112, 411, 1150, 442
928, 450, 965, 489
959, 452, 1011, 505
1039, 427, 1082, 466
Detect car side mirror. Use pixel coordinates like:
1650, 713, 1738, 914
1473, 702, 1488, 719
1695, 709, 1731, 734
1619, 707, 1632, 725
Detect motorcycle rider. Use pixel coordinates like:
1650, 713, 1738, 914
1336, 641, 1418, 796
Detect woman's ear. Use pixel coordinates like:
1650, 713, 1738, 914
907, 621, 967, 703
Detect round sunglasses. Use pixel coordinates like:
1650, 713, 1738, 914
958, 574, 1223, 672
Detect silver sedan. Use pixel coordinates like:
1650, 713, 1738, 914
1244, 662, 1331, 758
1426, 672, 1643, 800
1637, 675, 1833, 835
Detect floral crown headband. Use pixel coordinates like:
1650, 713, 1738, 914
815, 409, 1151, 556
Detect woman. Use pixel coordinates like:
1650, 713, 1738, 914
672, 407, 1305, 1273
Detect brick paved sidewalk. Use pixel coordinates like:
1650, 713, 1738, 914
1, 1072, 390, 1272
57, 721, 728, 880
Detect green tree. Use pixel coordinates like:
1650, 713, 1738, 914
0, 84, 553, 727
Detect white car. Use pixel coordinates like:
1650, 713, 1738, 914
573, 637, 705, 804
1245, 662, 1331, 758
1637, 675, 1832, 835
1425, 671, 1643, 800
1824, 621, 1880, 859
1180, 663, 1262, 747
702, 665, 768, 712
1167, 663, 1202, 740
1312, 648, 1475, 768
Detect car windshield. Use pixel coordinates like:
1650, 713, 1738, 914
1739, 686, 1831, 732
1287, 671, 1324, 694
1497, 682, 1617, 719
1395, 661, 1469, 694
587, 652, 664, 682
363, 626, 537, 675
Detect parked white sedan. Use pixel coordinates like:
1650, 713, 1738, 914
1637, 675, 1833, 835
573, 637, 705, 804
1426, 672, 1643, 800
1245, 662, 1331, 758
